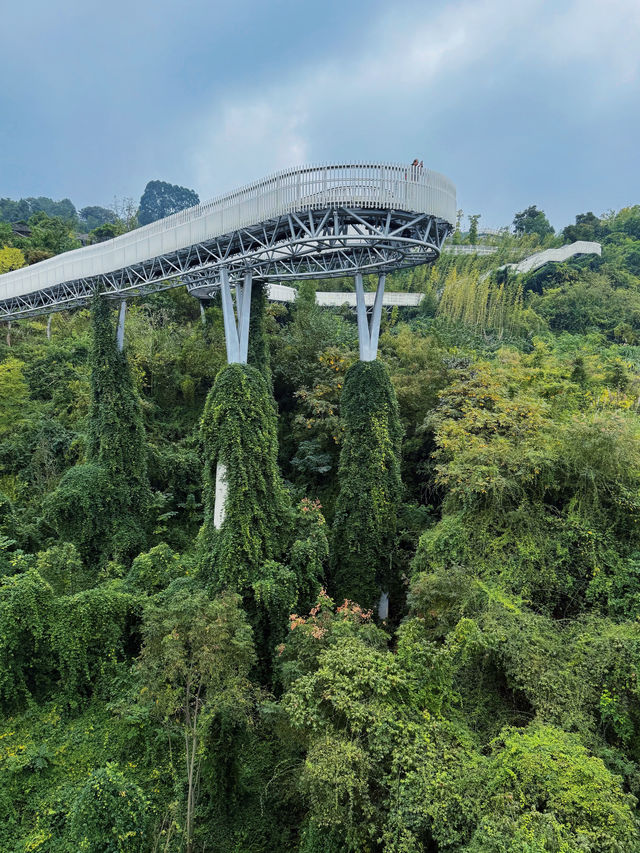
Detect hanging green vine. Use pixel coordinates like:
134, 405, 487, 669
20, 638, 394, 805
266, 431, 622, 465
45, 297, 150, 563
199, 363, 291, 593
331, 360, 403, 608
87, 297, 149, 504
247, 280, 271, 379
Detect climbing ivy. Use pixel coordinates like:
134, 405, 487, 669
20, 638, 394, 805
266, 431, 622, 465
248, 280, 271, 379
47, 297, 150, 563
0, 569, 54, 709
42, 462, 113, 565
331, 360, 403, 608
199, 363, 291, 593
50, 583, 134, 706
87, 296, 150, 521
66, 762, 148, 852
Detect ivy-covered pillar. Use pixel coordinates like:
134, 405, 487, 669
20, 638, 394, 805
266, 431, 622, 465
331, 359, 403, 611
46, 296, 150, 564
116, 299, 126, 352
199, 363, 290, 592
87, 296, 150, 557
216, 268, 254, 527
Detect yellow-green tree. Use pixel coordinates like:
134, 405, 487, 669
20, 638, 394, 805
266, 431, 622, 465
0, 247, 25, 273
0, 357, 29, 437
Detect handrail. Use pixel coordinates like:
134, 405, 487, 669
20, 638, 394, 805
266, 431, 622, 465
0, 162, 456, 304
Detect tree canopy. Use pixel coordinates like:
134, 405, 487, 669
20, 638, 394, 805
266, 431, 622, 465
137, 180, 200, 226
1, 198, 640, 851
513, 204, 554, 240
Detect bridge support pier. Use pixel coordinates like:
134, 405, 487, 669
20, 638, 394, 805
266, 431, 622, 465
355, 272, 386, 361
116, 299, 127, 352
46, 315, 52, 340
213, 462, 228, 530
215, 268, 254, 527
220, 267, 252, 364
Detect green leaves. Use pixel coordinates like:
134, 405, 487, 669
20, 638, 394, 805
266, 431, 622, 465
199, 363, 291, 593
66, 763, 148, 852
331, 360, 403, 608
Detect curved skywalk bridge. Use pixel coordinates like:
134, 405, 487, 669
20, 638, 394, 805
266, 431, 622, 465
479, 241, 602, 283
267, 283, 424, 309
0, 163, 455, 321
503, 240, 601, 275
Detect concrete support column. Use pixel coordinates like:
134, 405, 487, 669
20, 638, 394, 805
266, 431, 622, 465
213, 462, 228, 529
378, 591, 389, 621
116, 299, 127, 352
237, 272, 252, 363
215, 269, 254, 527
200, 302, 206, 325
46, 314, 52, 340
354, 272, 386, 361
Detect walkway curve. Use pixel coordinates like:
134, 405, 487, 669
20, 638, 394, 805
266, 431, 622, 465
0, 162, 456, 319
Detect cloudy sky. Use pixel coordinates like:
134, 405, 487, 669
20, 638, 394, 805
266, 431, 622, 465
1, 0, 638, 229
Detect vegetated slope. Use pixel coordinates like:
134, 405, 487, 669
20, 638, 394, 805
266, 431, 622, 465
1, 207, 640, 851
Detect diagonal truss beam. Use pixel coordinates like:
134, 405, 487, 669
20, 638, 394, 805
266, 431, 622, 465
0, 207, 452, 320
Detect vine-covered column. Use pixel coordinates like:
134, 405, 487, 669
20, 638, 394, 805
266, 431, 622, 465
331, 359, 403, 611
199, 363, 290, 593
45, 296, 150, 564
215, 268, 254, 526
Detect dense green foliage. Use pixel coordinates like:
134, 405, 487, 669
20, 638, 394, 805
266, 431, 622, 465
199, 363, 290, 593
3, 202, 640, 850
137, 180, 200, 226
332, 360, 403, 608
44, 297, 150, 563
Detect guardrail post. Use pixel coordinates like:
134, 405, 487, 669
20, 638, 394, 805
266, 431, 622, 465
116, 300, 126, 352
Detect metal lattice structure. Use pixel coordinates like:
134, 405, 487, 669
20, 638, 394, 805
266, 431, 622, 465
0, 162, 455, 320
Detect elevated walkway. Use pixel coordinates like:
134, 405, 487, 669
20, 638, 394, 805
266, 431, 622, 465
0, 163, 455, 320
266, 283, 423, 308
504, 240, 601, 275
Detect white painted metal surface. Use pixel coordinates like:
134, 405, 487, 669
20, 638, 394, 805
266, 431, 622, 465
314, 290, 423, 308
264, 283, 423, 308
443, 244, 499, 256
0, 163, 455, 312
507, 241, 601, 274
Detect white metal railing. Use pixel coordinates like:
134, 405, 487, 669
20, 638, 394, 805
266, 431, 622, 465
0, 162, 456, 304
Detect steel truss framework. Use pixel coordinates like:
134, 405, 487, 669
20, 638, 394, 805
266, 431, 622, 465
0, 206, 450, 320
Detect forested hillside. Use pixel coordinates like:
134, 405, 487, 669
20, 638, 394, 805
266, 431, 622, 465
2, 203, 640, 851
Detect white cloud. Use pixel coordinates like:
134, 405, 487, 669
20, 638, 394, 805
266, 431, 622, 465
188, 0, 640, 197
192, 99, 310, 200
532, 0, 640, 94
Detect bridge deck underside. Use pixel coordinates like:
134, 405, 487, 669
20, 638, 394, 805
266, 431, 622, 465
0, 207, 450, 320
